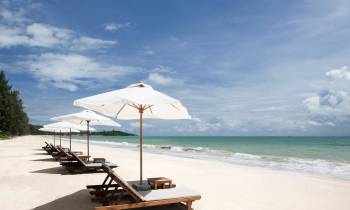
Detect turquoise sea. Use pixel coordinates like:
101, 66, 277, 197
67, 135, 350, 179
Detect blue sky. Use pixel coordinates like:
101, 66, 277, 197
1, 0, 350, 135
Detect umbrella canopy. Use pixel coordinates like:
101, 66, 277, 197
73, 82, 191, 185
51, 110, 120, 159
74, 83, 191, 120
44, 121, 95, 149
39, 127, 80, 146
39, 127, 80, 132
44, 121, 96, 131
51, 110, 121, 126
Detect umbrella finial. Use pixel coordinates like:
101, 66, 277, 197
128, 82, 151, 88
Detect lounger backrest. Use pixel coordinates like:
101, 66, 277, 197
69, 152, 87, 166
57, 146, 70, 157
102, 164, 145, 202
56, 145, 63, 151
50, 144, 59, 152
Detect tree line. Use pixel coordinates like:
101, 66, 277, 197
0, 71, 30, 136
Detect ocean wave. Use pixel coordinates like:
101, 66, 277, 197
282, 157, 350, 177
66, 137, 350, 180
232, 152, 262, 160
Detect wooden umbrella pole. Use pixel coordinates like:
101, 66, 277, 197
139, 107, 143, 185
59, 130, 62, 146
69, 128, 72, 151
87, 120, 90, 162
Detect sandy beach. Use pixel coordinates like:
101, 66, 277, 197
1, 135, 350, 210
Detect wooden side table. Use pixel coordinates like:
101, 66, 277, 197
147, 177, 175, 190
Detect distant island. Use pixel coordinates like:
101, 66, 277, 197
90, 130, 136, 136
30, 124, 135, 136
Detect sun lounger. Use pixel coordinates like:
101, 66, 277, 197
42, 142, 53, 152
49, 145, 69, 157
54, 146, 86, 161
60, 152, 117, 173
87, 164, 201, 210
42, 141, 51, 150
43, 144, 60, 155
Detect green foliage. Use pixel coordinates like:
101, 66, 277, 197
0, 71, 30, 136
29, 124, 45, 135
0, 133, 10, 140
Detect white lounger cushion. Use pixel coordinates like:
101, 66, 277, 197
139, 187, 199, 201
127, 180, 199, 201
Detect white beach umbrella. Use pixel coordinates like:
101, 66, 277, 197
51, 110, 120, 159
39, 127, 60, 145
74, 82, 191, 184
40, 127, 80, 132
39, 127, 80, 146
44, 121, 95, 149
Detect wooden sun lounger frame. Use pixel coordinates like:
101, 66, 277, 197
54, 146, 85, 161
42, 141, 51, 150
87, 164, 201, 210
44, 144, 60, 155
60, 152, 117, 173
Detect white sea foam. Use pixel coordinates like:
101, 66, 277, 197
232, 153, 262, 160
65, 137, 350, 180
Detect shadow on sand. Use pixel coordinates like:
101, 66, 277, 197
30, 166, 104, 175
30, 166, 70, 175
31, 158, 56, 162
31, 189, 186, 210
33, 148, 45, 151
32, 189, 97, 210
33, 152, 49, 155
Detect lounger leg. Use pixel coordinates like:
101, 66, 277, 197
102, 174, 110, 186
186, 201, 193, 210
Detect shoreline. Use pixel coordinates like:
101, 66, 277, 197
62, 136, 350, 181
1, 135, 350, 210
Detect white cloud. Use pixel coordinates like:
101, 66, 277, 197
144, 50, 154, 55
301, 65, 350, 130
71, 36, 117, 51
0, 1, 116, 51
303, 96, 321, 113
129, 122, 154, 128
0, 1, 40, 24
325, 121, 336, 126
173, 117, 238, 133
52, 81, 79, 92
325, 66, 350, 81
303, 89, 350, 127
307, 120, 335, 127
303, 90, 350, 114
26, 23, 73, 47
20, 53, 138, 91
104, 22, 130, 32
251, 106, 288, 112
152, 66, 173, 73
169, 35, 188, 47
0, 7, 28, 24
0, 23, 116, 50
0, 26, 29, 47
307, 120, 322, 126
146, 66, 185, 86
148, 72, 174, 85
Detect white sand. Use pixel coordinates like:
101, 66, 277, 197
1, 135, 350, 210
